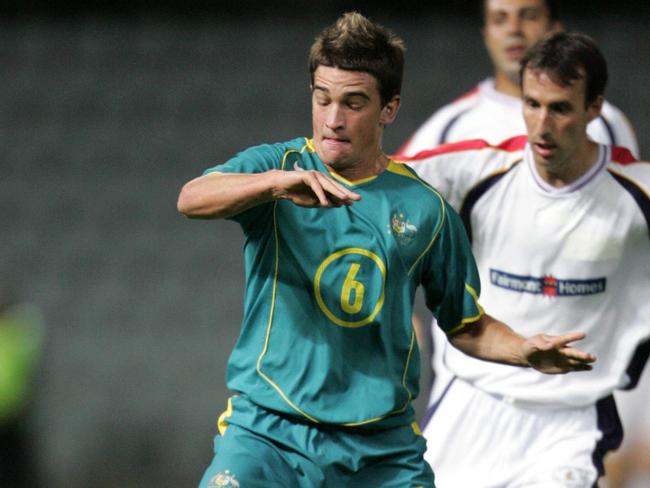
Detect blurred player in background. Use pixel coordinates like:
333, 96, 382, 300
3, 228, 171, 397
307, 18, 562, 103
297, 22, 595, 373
178, 12, 596, 488
405, 32, 650, 487
398, 0, 638, 157
0, 286, 44, 488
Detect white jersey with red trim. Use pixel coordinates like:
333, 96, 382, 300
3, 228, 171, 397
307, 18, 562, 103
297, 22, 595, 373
406, 137, 650, 406
398, 78, 639, 158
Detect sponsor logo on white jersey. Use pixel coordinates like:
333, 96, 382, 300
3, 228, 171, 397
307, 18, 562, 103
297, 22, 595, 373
490, 269, 606, 297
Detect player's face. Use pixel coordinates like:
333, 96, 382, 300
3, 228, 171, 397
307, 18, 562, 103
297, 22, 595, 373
483, 0, 558, 84
311, 65, 399, 176
522, 68, 602, 180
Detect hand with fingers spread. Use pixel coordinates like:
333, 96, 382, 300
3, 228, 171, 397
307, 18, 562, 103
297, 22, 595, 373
271, 169, 361, 208
523, 332, 596, 374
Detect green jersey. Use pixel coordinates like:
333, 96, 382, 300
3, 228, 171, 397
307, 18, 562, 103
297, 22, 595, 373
205, 137, 482, 427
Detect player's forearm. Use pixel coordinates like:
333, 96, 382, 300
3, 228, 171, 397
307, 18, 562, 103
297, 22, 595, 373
448, 314, 529, 367
177, 171, 280, 219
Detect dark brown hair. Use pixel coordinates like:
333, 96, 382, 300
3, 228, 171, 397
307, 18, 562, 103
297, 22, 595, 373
520, 32, 608, 106
309, 12, 405, 106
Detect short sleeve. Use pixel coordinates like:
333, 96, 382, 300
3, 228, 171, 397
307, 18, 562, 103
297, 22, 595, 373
202, 143, 287, 228
420, 200, 483, 333
203, 143, 286, 176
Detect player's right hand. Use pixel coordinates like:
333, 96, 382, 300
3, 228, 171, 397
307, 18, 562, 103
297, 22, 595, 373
523, 332, 597, 374
271, 169, 361, 208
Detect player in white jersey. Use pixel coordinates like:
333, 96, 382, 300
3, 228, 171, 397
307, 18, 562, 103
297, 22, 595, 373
398, 0, 638, 158
399, 3, 642, 483
405, 32, 650, 487
400, 0, 639, 417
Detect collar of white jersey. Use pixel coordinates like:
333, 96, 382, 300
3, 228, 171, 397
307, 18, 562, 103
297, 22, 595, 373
478, 78, 522, 110
525, 143, 609, 195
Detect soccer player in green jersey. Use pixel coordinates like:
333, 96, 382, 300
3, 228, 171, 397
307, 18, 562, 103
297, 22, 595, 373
178, 12, 596, 488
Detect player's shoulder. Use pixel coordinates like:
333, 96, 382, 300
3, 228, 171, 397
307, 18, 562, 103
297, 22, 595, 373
238, 137, 313, 164
242, 137, 311, 157
422, 86, 482, 126
396, 85, 482, 156
607, 147, 650, 188
403, 135, 527, 162
439, 85, 482, 112
385, 160, 448, 204
601, 100, 631, 123
599, 100, 636, 139
206, 137, 311, 175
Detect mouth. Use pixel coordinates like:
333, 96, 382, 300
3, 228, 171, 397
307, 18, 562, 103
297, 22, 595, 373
533, 141, 557, 159
504, 45, 526, 61
323, 136, 351, 147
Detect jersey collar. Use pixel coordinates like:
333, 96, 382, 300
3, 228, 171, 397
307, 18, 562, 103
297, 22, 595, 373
525, 143, 609, 194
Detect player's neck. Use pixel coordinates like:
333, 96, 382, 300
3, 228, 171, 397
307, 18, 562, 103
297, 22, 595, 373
536, 140, 600, 189
493, 72, 521, 98
327, 151, 389, 183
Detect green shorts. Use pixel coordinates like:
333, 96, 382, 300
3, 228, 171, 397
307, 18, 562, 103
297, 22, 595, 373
198, 395, 435, 488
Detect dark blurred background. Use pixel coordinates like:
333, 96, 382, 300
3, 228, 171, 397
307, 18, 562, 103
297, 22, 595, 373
1, 1, 648, 487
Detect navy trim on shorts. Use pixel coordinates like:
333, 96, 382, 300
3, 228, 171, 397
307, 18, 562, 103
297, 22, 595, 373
420, 377, 456, 430
591, 395, 623, 479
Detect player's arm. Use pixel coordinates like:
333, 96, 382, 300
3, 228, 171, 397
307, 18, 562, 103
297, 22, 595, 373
177, 170, 361, 219
448, 314, 597, 374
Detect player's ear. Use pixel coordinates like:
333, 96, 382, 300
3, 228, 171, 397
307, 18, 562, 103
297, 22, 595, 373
586, 95, 604, 123
379, 95, 400, 127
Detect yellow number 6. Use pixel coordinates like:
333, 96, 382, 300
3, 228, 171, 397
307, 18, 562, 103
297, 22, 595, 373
341, 263, 365, 314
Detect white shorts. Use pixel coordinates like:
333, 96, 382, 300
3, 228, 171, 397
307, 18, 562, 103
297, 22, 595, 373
422, 378, 620, 488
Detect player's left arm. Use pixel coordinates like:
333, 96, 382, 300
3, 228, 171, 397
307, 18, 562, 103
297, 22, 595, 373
448, 314, 597, 374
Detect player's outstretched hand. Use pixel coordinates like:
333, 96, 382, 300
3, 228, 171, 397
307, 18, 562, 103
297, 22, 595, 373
272, 169, 361, 208
523, 332, 596, 374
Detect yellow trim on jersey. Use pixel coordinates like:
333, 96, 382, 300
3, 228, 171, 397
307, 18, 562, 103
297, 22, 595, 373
411, 421, 423, 436
399, 327, 417, 409
329, 159, 413, 185
408, 188, 446, 275
299, 139, 313, 155
329, 170, 378, 186
340, 327, 417, 427
217, 397, 235, 435
446, 284, 485, 335
385, 160, 420, 181
255, 147, 321, 424
252, 144, 423, 427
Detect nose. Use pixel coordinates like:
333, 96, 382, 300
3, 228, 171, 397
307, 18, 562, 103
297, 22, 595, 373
535, 108, 552, 135
505, 14, 523, 34
325, 104, 344, 131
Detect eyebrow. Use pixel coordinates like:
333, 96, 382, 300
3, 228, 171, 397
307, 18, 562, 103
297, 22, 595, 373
312, 85, 371, 101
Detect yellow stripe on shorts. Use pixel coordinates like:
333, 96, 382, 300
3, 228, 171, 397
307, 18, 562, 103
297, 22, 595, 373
217, 397, 235, 435
411, 421, 422, 436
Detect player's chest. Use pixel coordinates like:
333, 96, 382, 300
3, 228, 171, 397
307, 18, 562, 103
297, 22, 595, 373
470, 177, 641, 276
273, 196, 436, 276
